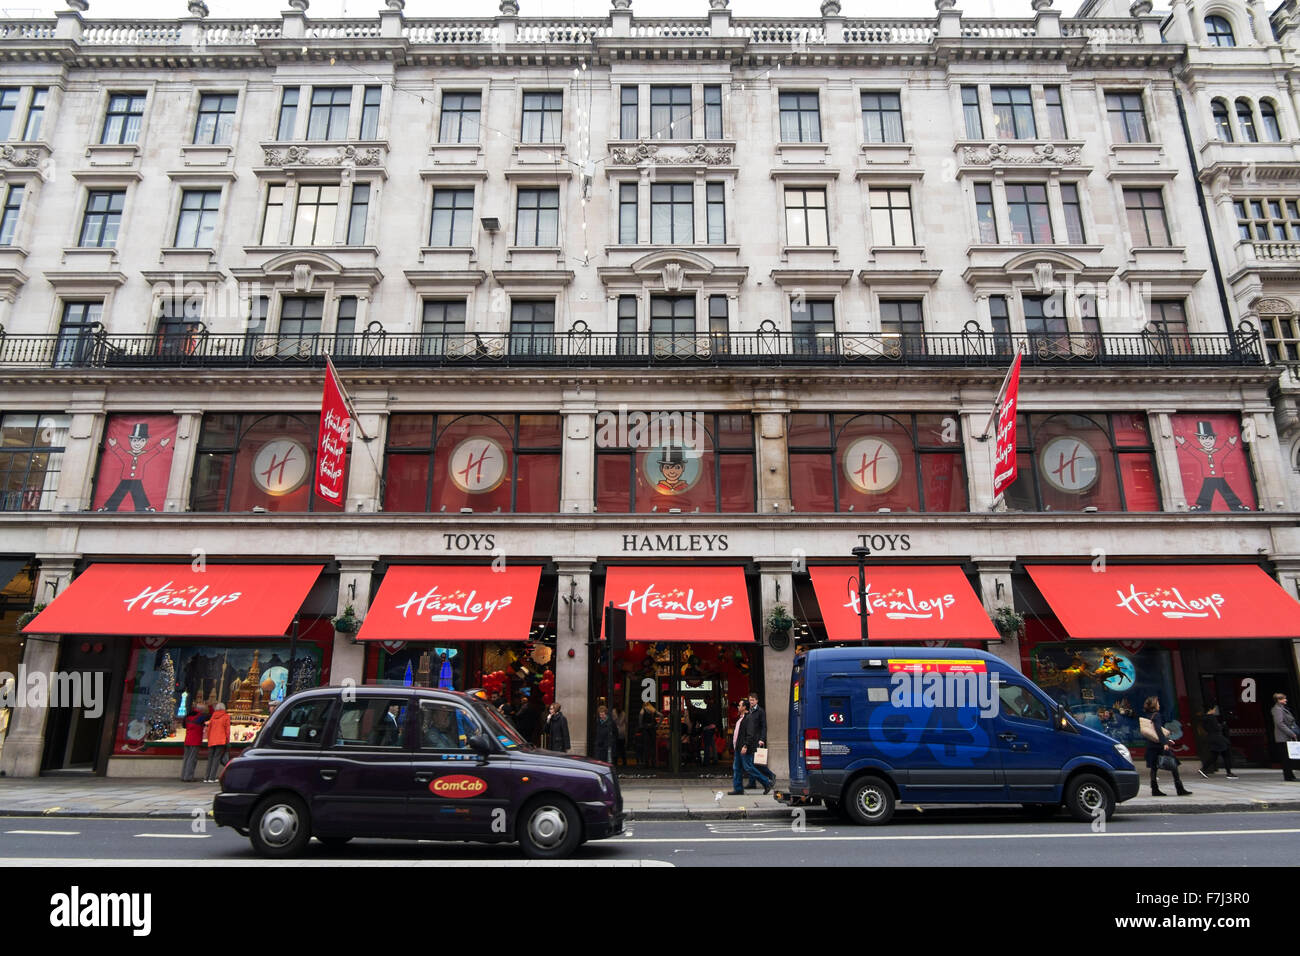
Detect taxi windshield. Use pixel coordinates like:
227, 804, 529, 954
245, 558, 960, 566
477, 701, 527, 750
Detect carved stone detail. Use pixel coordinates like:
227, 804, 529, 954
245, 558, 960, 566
1256, 297, 1294, 314
609, 142, 734, 166
263, 144, 383, 167
962, 142, 1082, 166
0, 145, 42, 168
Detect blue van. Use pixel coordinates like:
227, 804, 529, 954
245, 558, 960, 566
786, 646, 1140, 824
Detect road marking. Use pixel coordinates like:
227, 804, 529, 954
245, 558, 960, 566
0, 858, 675, 867
612, 826, 1300, 844
132, 833, 212, 839
4, 830, 81, 836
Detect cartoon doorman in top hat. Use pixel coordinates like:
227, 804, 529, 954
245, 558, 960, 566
1175, 419, 1251, 512
99, 421, 172, 512
655, 445, 689, 494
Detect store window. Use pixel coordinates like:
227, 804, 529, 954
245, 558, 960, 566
1003, 412, 1160, 513
1169, 413, 1257, 512
382, 413, 562, 513
191, 412, 323, 512
595, 411, 755, 513
788, 412, 967, 513
0, 413, 70, 511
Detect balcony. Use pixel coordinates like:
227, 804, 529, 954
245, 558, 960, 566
0, 324, 1264, 372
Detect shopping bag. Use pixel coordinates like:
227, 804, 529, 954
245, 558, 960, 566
1287, 741, 1300, 760
1139, 717, 1158, 742
754, 746, 769, 766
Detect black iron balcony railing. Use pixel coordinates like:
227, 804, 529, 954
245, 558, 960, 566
0, 322, 1265, 371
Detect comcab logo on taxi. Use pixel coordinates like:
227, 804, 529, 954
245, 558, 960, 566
429, 775, 488, 798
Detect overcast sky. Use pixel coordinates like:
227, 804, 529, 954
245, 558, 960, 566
4, 0, 1090, 21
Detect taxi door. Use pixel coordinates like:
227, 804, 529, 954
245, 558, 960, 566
408, 699, 512, 838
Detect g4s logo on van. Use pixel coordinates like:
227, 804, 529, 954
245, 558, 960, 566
865, 704, 992, 764
429, 775, 488, 798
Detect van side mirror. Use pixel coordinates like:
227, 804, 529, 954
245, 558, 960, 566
469, 733, 494, 755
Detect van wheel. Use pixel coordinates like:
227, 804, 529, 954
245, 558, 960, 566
1065, 774, 1115, 823
845, 778, 895, 826
249, 794, 311, 858
517, 797, 582, 859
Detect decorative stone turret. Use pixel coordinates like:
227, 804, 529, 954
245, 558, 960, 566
821, 0, 842, 15
1129, 0, 1152, 15
287, 0, 308, 9
612, 0, 631, 8
66, 0, 88, 10
500, 0, 520, 15
187, 0, 209, 17
612, 0, 632, 37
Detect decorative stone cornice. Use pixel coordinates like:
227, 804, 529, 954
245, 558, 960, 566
0, 144, 45, 168
962, 142, 1082, 166
608, 142, 734, 166
262, 144, 384, 168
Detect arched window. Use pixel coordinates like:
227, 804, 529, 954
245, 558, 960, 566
1205, 15, 1236, 46
1236, 98, 1259, 142
1260, 99, 1283, 141
1211, 98, 1234, 141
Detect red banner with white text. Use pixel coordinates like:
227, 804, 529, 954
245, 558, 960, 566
315, 359, 351, 508
991, 351, 1022, 501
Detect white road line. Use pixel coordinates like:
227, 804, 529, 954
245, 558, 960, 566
0, 858, 674, 867
132, 833, 212, 840
611, 826, 1300, 844
4, 830, 81, 836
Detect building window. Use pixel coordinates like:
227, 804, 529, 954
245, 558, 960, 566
346, 183, 369, 245
861, 91, 904, 143
359, 86, 381, 140
788, 412, 967, 513
0, 184, 23, 246
651, 182, 693, 244
79, 190, 125, 248
431, 188, 474, 246
156, 294, 203, 355
791, 298, 835, 355
1235, 98, 1259, 142
617, 294, 638, 355
880, 299, 924, 343
384, 413, 561, 513
439, 91, 481, 144
991, 86, 1036, 140
619, 183, 638, 244
1124, 188, 1172, 246
1045, 86, 1068, 139
962, 85, 984, 139
191, 413, 322, 512
784, 187, 829, 246
0, 413, 71, 512
1006, 183, 1052, 244
704, 85, 723, 139
1260, 309, 1300, 364
1211, 98, 1233, 141
509, 300, 555, 355
779, 91, 822, 143
989, 294, 1013, 354
619, 86, 638, 139
420, 299, 468, 354
277, 87, 299, 140
1205, 15, 1235, 46
515, 188, 559, 246
335, 296, 358, 351
54, 300, 103, 368
706, 181, 726, 244
194, 93, 237, 145
307, 87, 351, 140
0, 88, 19, 140
1149, 299, 1192, 355
1023, 293, 1068, 352
596, 412, 755, 514
291, 184, 340, 245
101, 93, 146, 145
650, 295, 696, 357
279, 296, 323, 342
22, 87, 47, 141
869, 188, 914, 246
1235, 197, 1300, 241
650, 86, 692, 140
709, 295, 729, 354
1005, 412, 1161, 513
974, 182, 998, 243
1260, 99, 1282, 141
1105, 92, 1149, 143
521, 91, 562, 143
1061, 183, 1085, 244
261, 185, 286, 244
174, 189, 221, 248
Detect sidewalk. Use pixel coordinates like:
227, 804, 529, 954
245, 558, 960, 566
0, 769, 1297, 821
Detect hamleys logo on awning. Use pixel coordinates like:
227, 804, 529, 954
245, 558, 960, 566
617, 585, 734, 623
846, 584, 957, 621
123, 582, 242, 618
395, 587, 513, 623
1115, 584, 1226, 620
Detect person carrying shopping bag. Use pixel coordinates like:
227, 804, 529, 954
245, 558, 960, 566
1142, 696, 1191, 797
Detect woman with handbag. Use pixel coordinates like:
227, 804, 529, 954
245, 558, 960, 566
1142, 696, 1191, 797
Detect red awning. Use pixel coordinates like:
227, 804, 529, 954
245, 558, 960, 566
1027, 564, 1300, 640
809, 566, 999, 642
356, 565, 541, 642
602, 566, 754, 643
23, 563, 323, 637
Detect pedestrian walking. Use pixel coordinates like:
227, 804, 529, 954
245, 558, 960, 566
181, 703, 209, 783
1143, 696, 1191, 796
612, 704, 628, 766
514, 692, 540, 744
1197, 704, 1236, 779
729, 699, 750, 794
545, 702, 571, 752
593, 704, 615, 764
1272, 692, 1299, 781
637, 701, 659, 768
203, 702, 231, 783
746, 693, 768, 788
736, 698, 775, 795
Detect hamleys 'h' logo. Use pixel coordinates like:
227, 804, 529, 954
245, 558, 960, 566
842, 436, 902, 494
449, 436, 507, 494
618, 584, 734, 623
845, 583, 957, 621
123, 581, 242, 618
1040, 436, 1099, 494
1114, 584, 1226, 620
251, 439, 310, 496
395, 586, 513, 623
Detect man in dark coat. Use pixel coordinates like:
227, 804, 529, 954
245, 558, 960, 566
745, 693, 768, 788
1198, 705, 1236, 778
738, 699, 774, 795
545, 702, 571, 752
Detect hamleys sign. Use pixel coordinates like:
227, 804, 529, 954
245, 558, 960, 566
356, 565, 541, 642
602, 566, 753, 643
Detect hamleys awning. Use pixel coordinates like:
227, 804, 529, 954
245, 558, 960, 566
1027, 564, 1300, 640
809, 566, 999, 642
356, 565, 541, 642
22, 563, 324, 637
601, 566, 754, 643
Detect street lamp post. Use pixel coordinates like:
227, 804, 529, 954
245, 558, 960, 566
852, 545, 870, 645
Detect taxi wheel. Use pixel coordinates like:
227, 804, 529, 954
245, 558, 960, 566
517, 796, 582, 859
845, 777, 895, 826
249, 793, 312, 858
1065, 773, 1115, 823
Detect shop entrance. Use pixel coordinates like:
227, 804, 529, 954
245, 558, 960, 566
1199, 671, 1293, 768
41, 636, 127, 775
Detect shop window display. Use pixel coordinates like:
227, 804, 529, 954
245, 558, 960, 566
191, 413, 323, 512
383, 413, 561, 513
788, 412, 966, 512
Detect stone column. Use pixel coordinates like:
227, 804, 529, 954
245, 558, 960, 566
561, 390, 596, 514
345, 398, 388, 514
0, 557, 77, 778
1147, 410, 1189, 512
974, 557, 1018, 668
754, 405, 792, 513
52, 399, 106, 514
1244, 408, 1293, 511
757, 557, 795, 778
961, 408, 996, 512
330, 557, 376, 685
164, 410, 203, 514
555, 559, 594, 756
1248, 0, 1274, 45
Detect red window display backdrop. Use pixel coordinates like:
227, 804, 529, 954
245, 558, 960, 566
383, 413, 561, 513
1169, 413, 1257, 512
788, 413, 967, 512
191, 413, 324, 512
595, 412, 755, 513
1004, 412, 1160, 512
91, 414, 179, 513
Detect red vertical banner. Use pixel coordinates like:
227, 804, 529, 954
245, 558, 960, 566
991, 351, 1022, 502
315, 359, 351, 508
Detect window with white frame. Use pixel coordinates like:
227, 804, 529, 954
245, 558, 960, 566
430, 188, 475, 246
101, 93, 146, 145
174, 189, 221, 248
515, 188, 559, 246
868, 187, 914, 246
194, 93, 237, 145
861, 92, 904, 143
439, 92, 481, 143
1124, 187, 1172, 246
785, 187, 829, 246
0, 183, 23, 246
650, 86, 691, 140
521, 91, 562, 143
651, 183, 693, 244
779, 91, 822, 143
1106, 92, 1149, 143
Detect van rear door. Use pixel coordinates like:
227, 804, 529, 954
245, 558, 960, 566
788, 655, 807, 785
